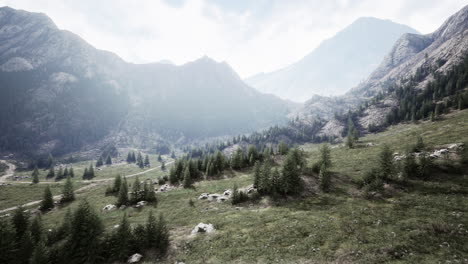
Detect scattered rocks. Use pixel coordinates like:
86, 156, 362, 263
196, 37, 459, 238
217, 196, 228, 203
198, 193, 209, 200
135, 201, 147, 208
208, 194, 221, 201
103, 204, 117, 211
158, 184, 172, 192
128, 253, 143, 263
191, 223, 215, 235
223, 189, 232, 196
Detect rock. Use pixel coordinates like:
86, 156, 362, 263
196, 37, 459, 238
113, 224, 120, 229
208, 194, 221, 201
103, 204, 117, 211
198, 193, 209, 200
191, 223, 215, 234
217, 196, 228, 202
128, 253, 143, 263
136, 201, 147, 207
223, 189, 232, 196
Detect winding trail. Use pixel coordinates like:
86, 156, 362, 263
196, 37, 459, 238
0, 160, 16, 183
0, 161, 173, 214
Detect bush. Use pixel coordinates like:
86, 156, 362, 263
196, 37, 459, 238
231, 185, 249, 205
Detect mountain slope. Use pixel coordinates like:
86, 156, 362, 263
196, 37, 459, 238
245, 17, 418, 102
0, 7, 292, 156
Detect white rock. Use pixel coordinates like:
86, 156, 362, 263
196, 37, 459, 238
191, 223, 215, 234
217, 196, 228, 202
223, 190, 232, 196
103, 204, 116, 211
128, 253, 143, 263
198, 193, 209, 200
208, 194, 221, 201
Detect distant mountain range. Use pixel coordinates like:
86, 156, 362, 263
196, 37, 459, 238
245, 17, 418, 102
0, 7, 292, 156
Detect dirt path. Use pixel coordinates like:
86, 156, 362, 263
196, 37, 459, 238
0, 160, 16, 183
0, 161, 173, 214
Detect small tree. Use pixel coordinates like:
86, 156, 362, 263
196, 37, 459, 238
278, 141, 289, 155
61, 176, 75, 203
144, 155, 150, 167
137, 152, 144, 169
46, 154, 54, 169
378, 144, 394, 181
18, 229, 34, 263
183, 166, 192, 188
96, 156, 104, 167
318, 164, 331, 192
0, 219, 17, 263
402, 150, 418, 181
40, 186, 54, 212
117, 177, 129, 207
105, 155, 112, 165
29, 239, 49, 264
46, 167, 55, 179
111, 213, 133, 261
131, 177, 142, 203
418, 153, 433, 180
158, 154, 163, 162
112, 175, 122, 194
319, 144, 332, 169
30, 215, 43, 245
12, 206, 29, 242
253, 161, 261, 188
69, 167, 75, 178
161, 161, 166, 171
32, 166, 40, 184
281, 151, 302, 195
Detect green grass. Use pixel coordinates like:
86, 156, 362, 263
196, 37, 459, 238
4, 110, 468, 263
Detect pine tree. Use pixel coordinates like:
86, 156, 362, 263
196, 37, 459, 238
418, 153, 434, 179
111, 213, 133, 261
137, 152, 144, 168
29, 239, 48, 264
66, 200, 103, 264
131, 177, 142, 203
12, 206, 29, 242
319, 144, 332, 169
105, 155, 112, 165
402, 150, 418, 181
63, 167, 69, 177
0, 218, 17, 263
82, 168, 88, 180
155, 214, 170, 254
253, 161, 261, 188
161, 161, 166, 171
183, 166, 192, 188
270, 168, 282, 195
30, 215, 43, 245
40, 185, 54, 212
32, 166, 40, 184
281, 151, 302, 195
126, 152, 132, 163
96, 156, 104, 167
379, 144, 394, 181
56, 167, 63, 181
18, 229, 34, 264
145, 210, 158, 249
69, 167, 75, 178
318, 164, 331, 192
88, 164, 95, 179
143, 181, 157, 203
61, 176, 75, 203
112, 175, 122, 193
46, 167, 55, 179
117, 177, 129, 207
144, 155, 150, 167
278, 141, 289, 155
169, 166, 178, 184
158, 154, 163, 162
47, 154, 54, 169
259, 161, 272, 194
346, 133, 354, 148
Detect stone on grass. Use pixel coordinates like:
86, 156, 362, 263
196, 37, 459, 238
191, 223, 215, 234
103, 204, 116, 211
217, 196, 228, 202
208, 194, 221, 201
128, 253, 143, 263
135, 201, 147, 208
198, 193, 209, 200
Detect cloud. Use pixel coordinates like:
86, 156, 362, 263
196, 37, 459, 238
0, 0, 466, 77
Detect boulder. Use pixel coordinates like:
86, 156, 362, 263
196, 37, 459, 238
198, 193, 209, 200
136, 201, 147, 207
103, 204, 117, 211
223, 189, 232, 196
208, 194, 221, 201
128, 253, 143, 263
217, 196, 229, 202
191, 223, 215, 234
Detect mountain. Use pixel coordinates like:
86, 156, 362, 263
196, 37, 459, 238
0, 6, 292, 157
295, 4, 468, 140
245, 17, 418, 102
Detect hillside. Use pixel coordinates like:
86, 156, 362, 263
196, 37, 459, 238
0, 7, 292, 157
245, 17, 418, 102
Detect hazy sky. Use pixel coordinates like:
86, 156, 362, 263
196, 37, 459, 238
0, 0, 466, 77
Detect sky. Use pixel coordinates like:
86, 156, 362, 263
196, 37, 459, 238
0, 0, 466, 78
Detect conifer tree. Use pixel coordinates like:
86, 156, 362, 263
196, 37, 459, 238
281, 151, 302, 195
169, 166, 178, 184
158, 153, 163, 162
88, 164, 95, 179
82, 168, 88, 180
56, 167, 64, 181
69, 167, 75, 178
30, 215, 43, 245
29, 239, 48, 264
111, 213, 132, 261
137, 152, 144, 168
259, 161, 272, 194
63, 167, 69, 177
161, 161, 166, 171
402, 150, 418, 181
19, 229, 34, 263
319, 144, 332, 169
379, 144, 394, 181
144, 155, 150, 167
270, 168, 282, 195
278, 141, 289, 155
183, 166, 192, 188
145, 210, 158, 249
318, 164, 331, 192
96, 156, 104, 167
0, 218, 17, 263
155, 214, 170, 254
12, 206, 29, 242
61, 176, 75, 203
40, 186, 54, 212
32, 166, 40, 184
117, 177, 129, 207
143, 181, 157, 203
112, 175, 122, 193
105, 155, 112, 165
126, 152, 132, 163
46, 167, 55, 179
47, 154, 54, 169
253, 161, 261, 188
131, 177, 142, 203
66, 200, 103, 264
